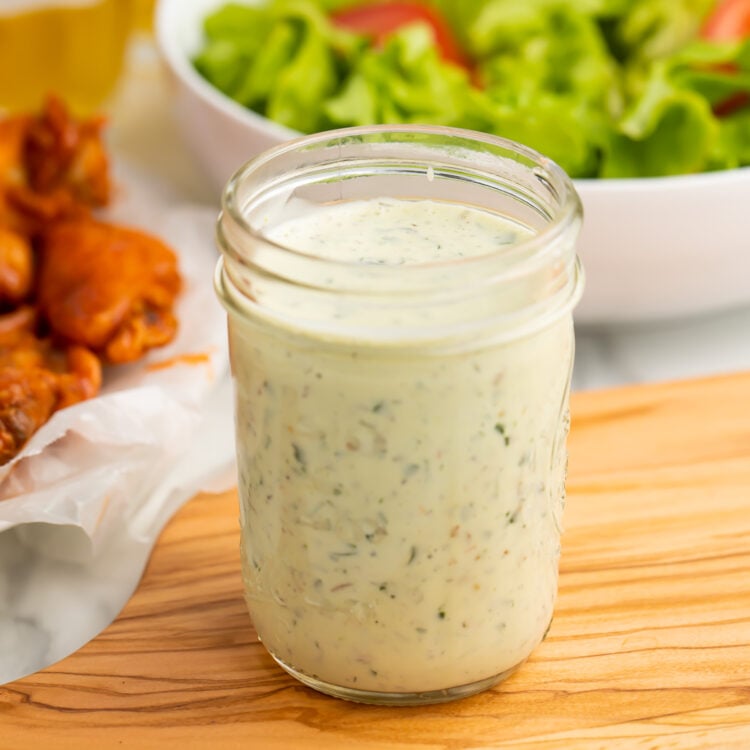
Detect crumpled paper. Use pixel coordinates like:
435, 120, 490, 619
0, 165, 237, 684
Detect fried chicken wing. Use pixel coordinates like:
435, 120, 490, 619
0, 114, 29, 187
0, 307, 101, 464
24, 95, 110, 207
38, 219, 182, 363
0, 97, 183, 462
0, 97, 109, 236
0, 227, 33, 304
0, 114, 35, 234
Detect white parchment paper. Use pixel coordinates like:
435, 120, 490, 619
0, 164, 237, 684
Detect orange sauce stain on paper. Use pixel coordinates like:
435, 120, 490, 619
147, 352, 213, 377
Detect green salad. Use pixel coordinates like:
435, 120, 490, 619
193, 0, 750, 178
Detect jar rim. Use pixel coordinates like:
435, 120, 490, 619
221, 124, 582, 282
217, 124, 584, 347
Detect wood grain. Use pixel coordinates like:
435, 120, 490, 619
2, 373, 750, 749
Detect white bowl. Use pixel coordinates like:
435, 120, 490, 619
156, 0, 750, 324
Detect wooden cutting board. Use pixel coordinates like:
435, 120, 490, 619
2, 373, 750, 749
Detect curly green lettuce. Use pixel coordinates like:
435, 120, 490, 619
194, 0, 750, 178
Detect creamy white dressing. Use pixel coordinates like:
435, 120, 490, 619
266, 197, 524, 265
230, 198, 574, 695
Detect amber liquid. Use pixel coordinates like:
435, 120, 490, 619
0, 0, 133, 114
131, 0, 155, 30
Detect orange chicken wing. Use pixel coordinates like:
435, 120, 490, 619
38, 219, 182, 364
0, 97, 109, 236
24, 95, 110, 208
0, 307, 101, 465
0, 114, 34, 234
0, 114, 29, 187
0, 227, 33, 304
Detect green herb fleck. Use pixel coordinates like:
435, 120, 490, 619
372, 400, 385, 413
292, 443, 307, 471
495, 423, 510, 446
438, 609, 446, 620
330, 544, 358, 561
407, 545, 418, 565
402, 463, 420, 483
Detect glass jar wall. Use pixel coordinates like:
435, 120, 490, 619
216, 125, 584, 705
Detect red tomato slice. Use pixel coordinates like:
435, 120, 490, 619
331, 1, 470, 68
702, 0, 750, 40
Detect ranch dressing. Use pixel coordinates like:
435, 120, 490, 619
229, 198, 573, 696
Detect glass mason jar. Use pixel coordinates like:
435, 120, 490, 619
215, 125, 584, 705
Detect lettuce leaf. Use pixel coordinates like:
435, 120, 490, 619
717, 108, 750, 167
325, 24, 481, 128
613, 0, 715, 61
602, 65, 719, 177
600, 36, 750, 176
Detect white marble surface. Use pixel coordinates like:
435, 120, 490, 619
574, 305, 750, 391
2, 39, 749, 687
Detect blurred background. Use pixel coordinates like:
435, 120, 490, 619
0, 0, 155, 113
